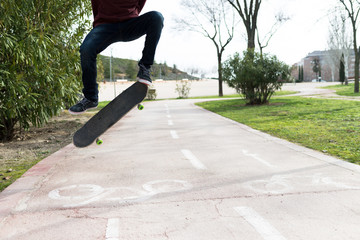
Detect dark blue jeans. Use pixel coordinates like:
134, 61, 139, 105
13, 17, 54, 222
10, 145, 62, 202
80, 11, 164, 101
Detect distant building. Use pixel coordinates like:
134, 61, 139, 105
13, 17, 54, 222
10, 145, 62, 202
291, 50, 355, 82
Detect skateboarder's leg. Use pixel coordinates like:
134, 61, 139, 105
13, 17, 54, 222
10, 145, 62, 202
137, 11, 164, 67
69, 24, 120, 114
80, 24, 121, 102
70, 12, 163, 114
117, 11, 164, 66
138, 11, 164, 84
118, 11, 164, 84
81, 11, 163, 95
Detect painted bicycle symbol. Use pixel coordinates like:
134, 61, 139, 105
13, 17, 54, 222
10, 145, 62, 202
48, 179, 192, 208
242, 173, 360, 194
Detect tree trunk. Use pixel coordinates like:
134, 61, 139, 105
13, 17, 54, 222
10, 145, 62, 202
218, 53, 223, 97
0, 117, 17, 141
353, 26, 359, 92
248, 29, 256, 49
355, 51, 359, 92
226, 0, 261, 50
217, 50, 224, 97
351, 12, 359, 92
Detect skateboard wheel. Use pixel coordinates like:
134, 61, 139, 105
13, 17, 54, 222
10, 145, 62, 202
138, 104, 144, 110
96, 138, 103, 145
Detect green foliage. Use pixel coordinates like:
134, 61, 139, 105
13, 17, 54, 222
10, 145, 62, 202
172, 64, 178, 74
300, 66, 304, 82
339, 53, 345, 84
297, 65, 304, 83
197, 97, 360, 164
0, 0, 91, 140
97, 58, 105, 83
125, 61, 138, 80
323, 83, 360, 97
311, 58, 321, 80
151, 63, 167, 79
98, 55, 194, 80
222, 51, 290, 105
146, 88, 157, 100
175, 80, 191, 99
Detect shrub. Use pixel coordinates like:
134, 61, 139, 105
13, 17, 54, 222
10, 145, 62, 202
175, 80, 191, 99
223, 51, 290, 105
146, 88, 157, 100
0, 0, 91, 140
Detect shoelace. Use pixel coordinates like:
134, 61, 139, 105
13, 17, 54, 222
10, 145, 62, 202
79, 98, 91, 106
139, 64, 150, 76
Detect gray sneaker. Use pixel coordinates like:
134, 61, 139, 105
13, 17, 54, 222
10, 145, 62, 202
137, 62, 152, 86
69, 97, 98, 115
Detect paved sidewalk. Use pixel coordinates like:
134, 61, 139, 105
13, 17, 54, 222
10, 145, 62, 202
282, 82, 360, 101
2, 98, 360, 239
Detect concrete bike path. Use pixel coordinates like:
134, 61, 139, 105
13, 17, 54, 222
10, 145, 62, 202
1, 99, 360, 239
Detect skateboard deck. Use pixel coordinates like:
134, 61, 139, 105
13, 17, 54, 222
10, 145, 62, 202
73, 82, 148, 148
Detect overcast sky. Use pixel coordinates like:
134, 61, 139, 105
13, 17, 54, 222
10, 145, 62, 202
100, 0, 340, 76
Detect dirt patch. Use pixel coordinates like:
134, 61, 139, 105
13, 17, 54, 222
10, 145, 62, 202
0, 111, 94, 191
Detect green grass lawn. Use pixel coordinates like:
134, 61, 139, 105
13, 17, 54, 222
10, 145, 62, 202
92, 90, 298, 105
323, 83, 360, 97
196, 97, 360, 164
188, 90, 297, 99
273, 90, 298, 96
0, 159, 43, 192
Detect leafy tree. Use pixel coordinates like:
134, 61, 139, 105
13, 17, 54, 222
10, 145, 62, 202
152, 63, 167, 79
125, 61, 137, 80
161, 64, 167, 78
223, 51, 290, 105
163, 62, 169, 75
0, 0, 91, 140
312, 58, 321, 81
97, 58, 105, 83
172, 64, 178, 74
300, 66, 304, 82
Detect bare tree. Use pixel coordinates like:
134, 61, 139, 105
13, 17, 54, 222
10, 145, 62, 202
339, 0, 360, 92
226, 0, 262, 49
256, 11, 290, 56
176, 0, 235, 96
324, 49, 342, 82
326, 9, 352, 83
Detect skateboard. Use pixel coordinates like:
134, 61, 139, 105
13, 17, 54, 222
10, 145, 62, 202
73, 82, 148, 148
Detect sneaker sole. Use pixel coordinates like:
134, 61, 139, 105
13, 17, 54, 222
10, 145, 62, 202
137, 78, 152, 86
68, 106, 98, 115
